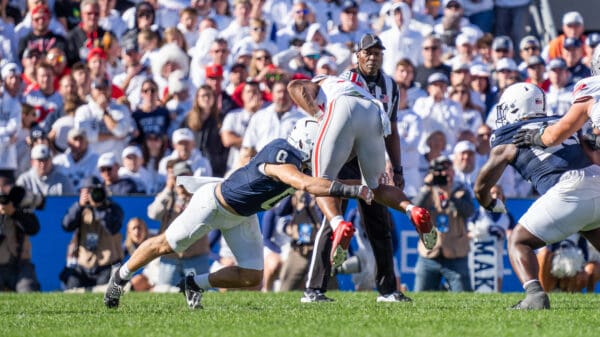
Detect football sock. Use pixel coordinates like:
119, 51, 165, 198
523, 279, 543, 294
119, 263, 133, 282
405, 204, 414, 215
330, 216, 344, 231
194, 273, 211, 290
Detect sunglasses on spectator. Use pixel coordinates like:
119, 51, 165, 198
295, 9, 309, 15
494, 49, 509, 53
85, 11, 99, 16
138, 11, 153, 18
47, 54, 65, 63
100, 166, 113, 172
143, 87, 157, 94
423, 46, 439, 51
523, 46, 539, 52
255, 55, 271, 61
446, 4, 461, 9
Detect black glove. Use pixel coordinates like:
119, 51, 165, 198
583, 133, 600, 150
513, 128, 546, 148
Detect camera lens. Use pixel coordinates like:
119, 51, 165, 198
90, 187, 106, 203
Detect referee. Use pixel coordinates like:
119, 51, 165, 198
302, 34, 410, 302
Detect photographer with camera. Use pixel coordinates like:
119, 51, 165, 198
412, 155, 474, 292
61, 176, 124, 290
0, 175, 42, 292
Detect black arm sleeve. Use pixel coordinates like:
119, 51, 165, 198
62, 202, 84, 232
12, 210, 40, 236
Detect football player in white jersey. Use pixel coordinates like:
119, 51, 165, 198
513, 46, 600, 148
288, 76, 436, 267
476, 83, 600, 309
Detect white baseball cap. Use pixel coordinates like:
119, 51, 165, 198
172, 128, 194, 144
1, 62, 21, 81
453, 140, 476, 154
562, 11, 583, 26
97, 152, 118, 168
31, 144, 51, 160
496, 58, 517, 72
122, 145, 143, 159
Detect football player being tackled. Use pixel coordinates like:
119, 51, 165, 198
288, 76, 436, 270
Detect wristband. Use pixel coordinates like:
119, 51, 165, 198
393, 167, 403, 175
329, 181, 361, 198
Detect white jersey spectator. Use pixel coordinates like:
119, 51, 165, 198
158, 128, 213, 177
17, 144, 75, 195
74, 79, 134, 158
379, 2, 423, 75
53, 129, 99, 191
118, 145, 154, 194
414, 73, 464, 153
0, 81, 21, 173
396, 108, 423, 197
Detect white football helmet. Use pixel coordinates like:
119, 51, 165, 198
287, 117, 320, 162
496, 82, 546, 127
591, 46, 600, 76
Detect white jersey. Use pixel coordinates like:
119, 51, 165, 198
573, 76, 600, 128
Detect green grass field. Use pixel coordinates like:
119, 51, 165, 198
0, 291, 597, 337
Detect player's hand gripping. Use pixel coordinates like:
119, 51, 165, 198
513, 127, 546, 148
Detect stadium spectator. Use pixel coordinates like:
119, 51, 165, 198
23, 62, 64, 133
15, 106, 42, 177
414, 72, 464, 154
433, 0, 482, 48
379, 1, 423, 75
122, 217, 159, 292
15, 0, 66, 42
52, 128, 99, 191
275, 1, 312, 51
96, 152, 142, 195
140, 131, 168, 192
414, 35, 451, 89
491, 35, 514, 65
61, 176, 124, 290
164, 71, 193, 134
329, 0, 371, 49
233, 17, 277, 57
17, 143, 75, 196
17, 4, 67, 60
0, 176, 42, 292
147, 160, 211, 288
469, 64, 494, 115
1, 62, 22, 103
86, 47, 124, 100
158, 127, 213, 177
274, 41, 320, 78
176, 7, 199, 49
122, 2, 158, 51
112, 38, 151, 111
219, 0, 252, 49
547, 11, 586, 61
413, 155, 474, 292
524, 55, 549, 92
462, 0, 494, 34
517, 35, 541, 78
394, 59, 425, 197
562, 37, 591, 84
74, 78, 135, 158
451, 140, 478, 192
118, 145, 154, 195
20, 47, 43, 88
150, 43, 190, 101
71, 62, 92, 102
220, 80, 262, 172
0, 63, 22, 180
45, 48, 69, 89
131, 79, 170, 144
98, 0, 128, 38
65, 0, 107, 66
239, 80, 304, 166
583, 33, 600, 68
449, 83, 482, 132
546, 58, 574, 117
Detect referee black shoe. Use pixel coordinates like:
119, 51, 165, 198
300, 289, 335, 303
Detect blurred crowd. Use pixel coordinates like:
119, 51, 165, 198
1, 0, 600, 293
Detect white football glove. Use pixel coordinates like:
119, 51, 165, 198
485, 198, 507, 214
